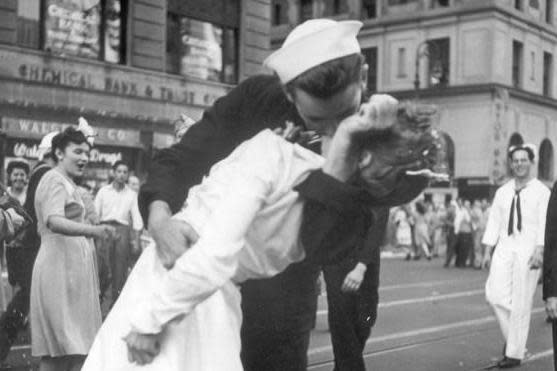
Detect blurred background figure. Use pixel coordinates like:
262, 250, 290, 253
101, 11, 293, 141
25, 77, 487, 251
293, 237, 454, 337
127, 175, 141, 193
94, 161, 143, 307
454, 199, 473, 268
6, 161, 30, 206
393, 205, 413, 260
174, 114, 196, 143
443, 199, 457, 268
413, 201, 432, 260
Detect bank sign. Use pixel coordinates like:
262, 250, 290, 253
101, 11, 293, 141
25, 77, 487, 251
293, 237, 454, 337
0, 48, 229, 107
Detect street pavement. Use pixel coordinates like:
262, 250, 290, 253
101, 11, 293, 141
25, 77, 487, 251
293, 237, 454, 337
308, 257, 554, 371
1, 257, 554, 370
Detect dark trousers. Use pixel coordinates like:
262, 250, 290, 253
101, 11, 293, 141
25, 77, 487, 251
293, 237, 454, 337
553, 321, 557, 370
455, 232, 473, 268
97, 222, 130, 304
0, 246, 38, 361
241, 328, 310, 371
0, 285, 29, 360
323, 260, 379, 371
444, 229, 457, 267
239, 261, 319, 371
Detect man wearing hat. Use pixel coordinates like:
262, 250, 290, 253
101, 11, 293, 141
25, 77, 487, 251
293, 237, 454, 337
0, 132, 57, 362
139, 19, 426, 370
482, 144, 550, 368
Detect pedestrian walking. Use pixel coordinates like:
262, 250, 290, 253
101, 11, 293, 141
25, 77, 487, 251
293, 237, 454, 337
413, 201, 432, 260
443, 199, 457, 267
134, 18, 431, 371
29, 127, 115, 371
483, 144, 550, 368
94, 160, 143, 306
394, 205, 413, 259
455, 199, 473, 268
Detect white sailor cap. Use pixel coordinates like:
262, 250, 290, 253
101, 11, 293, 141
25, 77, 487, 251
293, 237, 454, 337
508, 143, 536, 160
264, 19, 363, 84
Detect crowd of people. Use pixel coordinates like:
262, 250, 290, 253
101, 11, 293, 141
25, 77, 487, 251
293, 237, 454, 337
0, 17, 556, 371
389, 198, 491, 268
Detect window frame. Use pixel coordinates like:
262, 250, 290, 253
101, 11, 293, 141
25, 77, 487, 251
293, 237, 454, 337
165, 12, 239, 84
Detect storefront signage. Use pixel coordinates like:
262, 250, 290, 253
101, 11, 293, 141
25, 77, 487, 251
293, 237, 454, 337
1, 117, 142, 148
0, 49, 228, 107
10, 140, 123, 165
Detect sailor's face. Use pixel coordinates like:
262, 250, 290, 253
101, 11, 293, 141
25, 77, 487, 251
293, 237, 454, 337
291, 83, 362, 136
510, 150, 532, 178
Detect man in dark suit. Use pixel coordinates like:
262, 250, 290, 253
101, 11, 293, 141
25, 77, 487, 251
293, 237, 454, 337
323, 207, 389, 371
138, 19, 427, 370
543, 181, 557, 370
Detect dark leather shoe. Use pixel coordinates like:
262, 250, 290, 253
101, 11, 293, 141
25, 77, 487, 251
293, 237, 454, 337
497, 356, 521, 368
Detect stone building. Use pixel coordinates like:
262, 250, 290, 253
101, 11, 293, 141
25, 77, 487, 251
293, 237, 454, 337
272, 0, 557, 199
0, 0, 270, 189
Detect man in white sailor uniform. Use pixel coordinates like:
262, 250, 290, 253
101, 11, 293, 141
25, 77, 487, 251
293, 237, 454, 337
482, 144, 550, 368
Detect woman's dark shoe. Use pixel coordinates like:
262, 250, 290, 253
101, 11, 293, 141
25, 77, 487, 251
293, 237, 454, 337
497, 356, 521, 368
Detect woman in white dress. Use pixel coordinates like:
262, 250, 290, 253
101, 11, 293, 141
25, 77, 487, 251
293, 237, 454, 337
82, 97, 445, 371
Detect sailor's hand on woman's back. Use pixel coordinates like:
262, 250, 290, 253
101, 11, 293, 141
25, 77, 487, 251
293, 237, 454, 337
148, 200, 200, 269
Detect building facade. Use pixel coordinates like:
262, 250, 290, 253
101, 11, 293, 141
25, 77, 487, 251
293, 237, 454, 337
0, 0, 271, 190
272, 0, 557, 199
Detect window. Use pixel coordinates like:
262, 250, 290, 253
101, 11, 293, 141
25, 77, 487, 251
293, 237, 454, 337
389, 0, 414, 5
431, 0, 450, 7
17, 0, 41, 48
362, 0, 377, 18
362, 47, 377, 93
515, 0, 523, 10
529, 0, 540, 9
427, 38, 449, 87
166, 14, 238, 84
512, 40, 523, 88
546, 0, 553, 24
42, 0, 127, 63
300, 0, 313, 21
273, 4, 282, 26
397, 47, 407, 78
544, 52, 552, 96
530, 51, 536, 81
538, 139, 554, 181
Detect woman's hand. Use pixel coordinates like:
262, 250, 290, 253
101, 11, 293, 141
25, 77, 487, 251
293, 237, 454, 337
94, 224, 116, 241
123, 331, 162, 365
322, 94, 399, 182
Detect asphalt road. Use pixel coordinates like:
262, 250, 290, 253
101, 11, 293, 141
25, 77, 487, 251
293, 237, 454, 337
1, 257, 554, 370
308, 257, 554, 371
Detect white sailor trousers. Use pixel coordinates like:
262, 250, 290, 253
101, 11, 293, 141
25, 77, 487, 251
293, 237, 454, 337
485, 236, 540, 360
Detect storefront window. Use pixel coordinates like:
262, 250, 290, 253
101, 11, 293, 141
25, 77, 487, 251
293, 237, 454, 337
43, 0, 125, 63
166, 14, 238, 84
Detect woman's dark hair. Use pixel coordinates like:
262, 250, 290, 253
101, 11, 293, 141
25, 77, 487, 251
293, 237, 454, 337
285, 53, 364, 99
415, 201, 426, 215
7, 160, 30, 176
50, 127, 89, 162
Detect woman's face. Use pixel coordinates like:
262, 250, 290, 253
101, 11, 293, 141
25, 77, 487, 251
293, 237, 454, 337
9, 168, 28, 190
56, 142, 90, 178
